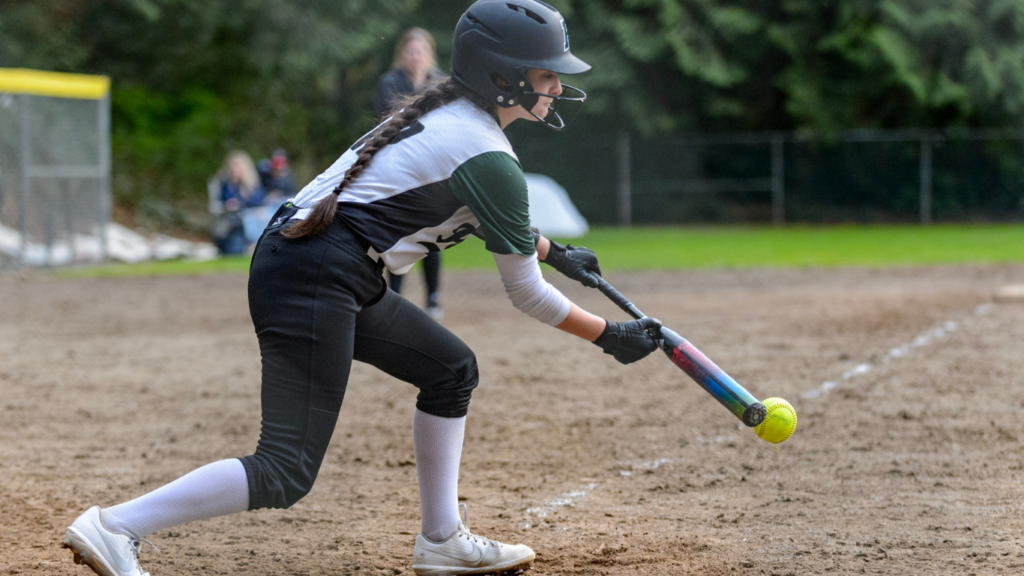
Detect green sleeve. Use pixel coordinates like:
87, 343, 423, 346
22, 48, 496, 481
449, 151, 536, 256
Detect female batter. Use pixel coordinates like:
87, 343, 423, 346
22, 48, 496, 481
63, 2, 661, 575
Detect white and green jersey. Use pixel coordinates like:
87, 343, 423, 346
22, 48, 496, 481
289, 99, 536, 275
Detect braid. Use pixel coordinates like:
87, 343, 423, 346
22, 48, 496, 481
282, 77, 466, 239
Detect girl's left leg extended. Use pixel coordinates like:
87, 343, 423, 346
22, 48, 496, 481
240, 231, 379, 510
87, 228, 382, 542
101, 459, 249, 539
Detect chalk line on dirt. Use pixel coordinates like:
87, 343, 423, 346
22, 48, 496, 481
619, 457, 675, 476
800, 303, 994, 401
522, 483, 598, 527
522, 458, 686, 527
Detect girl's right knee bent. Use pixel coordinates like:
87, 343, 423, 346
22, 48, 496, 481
240, 452, 316, 509
240, 409, 340, 509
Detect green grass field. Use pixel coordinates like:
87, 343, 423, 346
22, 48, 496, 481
54, 224, 1024, 279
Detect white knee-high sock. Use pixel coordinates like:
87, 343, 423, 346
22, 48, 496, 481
101, 458, 250, 539
413, 409, 465, 542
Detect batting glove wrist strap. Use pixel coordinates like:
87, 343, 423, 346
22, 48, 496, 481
594, 317, 662, 364
542, 240, 602, 288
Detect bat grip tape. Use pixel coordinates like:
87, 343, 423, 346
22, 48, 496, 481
595, 277, 646, 320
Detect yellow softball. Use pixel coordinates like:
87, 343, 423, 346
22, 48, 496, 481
754, 397, 797, 444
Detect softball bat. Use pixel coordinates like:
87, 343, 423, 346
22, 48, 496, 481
592, 276, 767, 427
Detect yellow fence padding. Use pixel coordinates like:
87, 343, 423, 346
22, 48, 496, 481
0, 68, 110, 100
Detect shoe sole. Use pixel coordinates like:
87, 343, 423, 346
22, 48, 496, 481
412, 560, 533, 576
63, 528, 119, 576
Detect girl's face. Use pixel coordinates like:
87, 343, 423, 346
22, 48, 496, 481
495, 69, 567, 129
525, 69, 562, 120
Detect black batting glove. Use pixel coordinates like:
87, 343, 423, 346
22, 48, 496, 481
594, 317, 663, 365
542, 240, 602, 288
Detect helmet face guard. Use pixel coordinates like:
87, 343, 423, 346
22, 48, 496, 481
520, 83, 586, 131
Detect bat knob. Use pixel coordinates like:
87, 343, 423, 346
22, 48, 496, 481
742, 402, 767, 427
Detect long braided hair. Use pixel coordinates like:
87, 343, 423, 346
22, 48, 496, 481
283, 77, 488, 239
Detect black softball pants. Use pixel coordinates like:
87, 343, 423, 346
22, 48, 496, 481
239, 211, 478, 510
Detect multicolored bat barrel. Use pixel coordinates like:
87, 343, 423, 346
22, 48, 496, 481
659, 327, 766, 427
590, 276, 765, 426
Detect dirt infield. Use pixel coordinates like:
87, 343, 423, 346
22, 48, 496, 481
3, 264, 1024, 575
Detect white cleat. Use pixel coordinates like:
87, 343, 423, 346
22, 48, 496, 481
412, 504, 535, 575
63, 506, 155, 576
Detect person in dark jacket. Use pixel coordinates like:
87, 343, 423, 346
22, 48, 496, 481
258, 148, 295, 202
376, 27, 446, 320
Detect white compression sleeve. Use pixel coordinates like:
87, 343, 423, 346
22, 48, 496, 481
101, 458, 250, 539
492, 251, 571, 326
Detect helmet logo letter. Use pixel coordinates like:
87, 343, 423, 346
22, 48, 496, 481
561, 19, 569, 52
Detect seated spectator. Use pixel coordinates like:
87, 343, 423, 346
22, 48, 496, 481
258, 148, 295, 202
212, 151, 266, 255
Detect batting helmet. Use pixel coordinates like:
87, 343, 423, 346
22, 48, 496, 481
451, 0, 591, 130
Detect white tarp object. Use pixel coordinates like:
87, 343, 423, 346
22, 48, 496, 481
0, 222, 217, 266
524, 173, 589, 238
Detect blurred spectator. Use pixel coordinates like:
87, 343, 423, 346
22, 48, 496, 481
376, 27, 445, 319
211, 150, 267, 255
375, 28, 444, 117
258, 148, 295, 201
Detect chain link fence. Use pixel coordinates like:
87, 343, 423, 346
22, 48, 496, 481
0, 69, 111, 267
509, 128, 1024, 226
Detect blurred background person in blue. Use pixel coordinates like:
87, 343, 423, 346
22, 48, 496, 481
375, 27, 445, 320
212, 150, 266, 255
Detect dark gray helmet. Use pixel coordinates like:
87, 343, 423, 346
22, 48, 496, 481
451, 0, 591, 130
